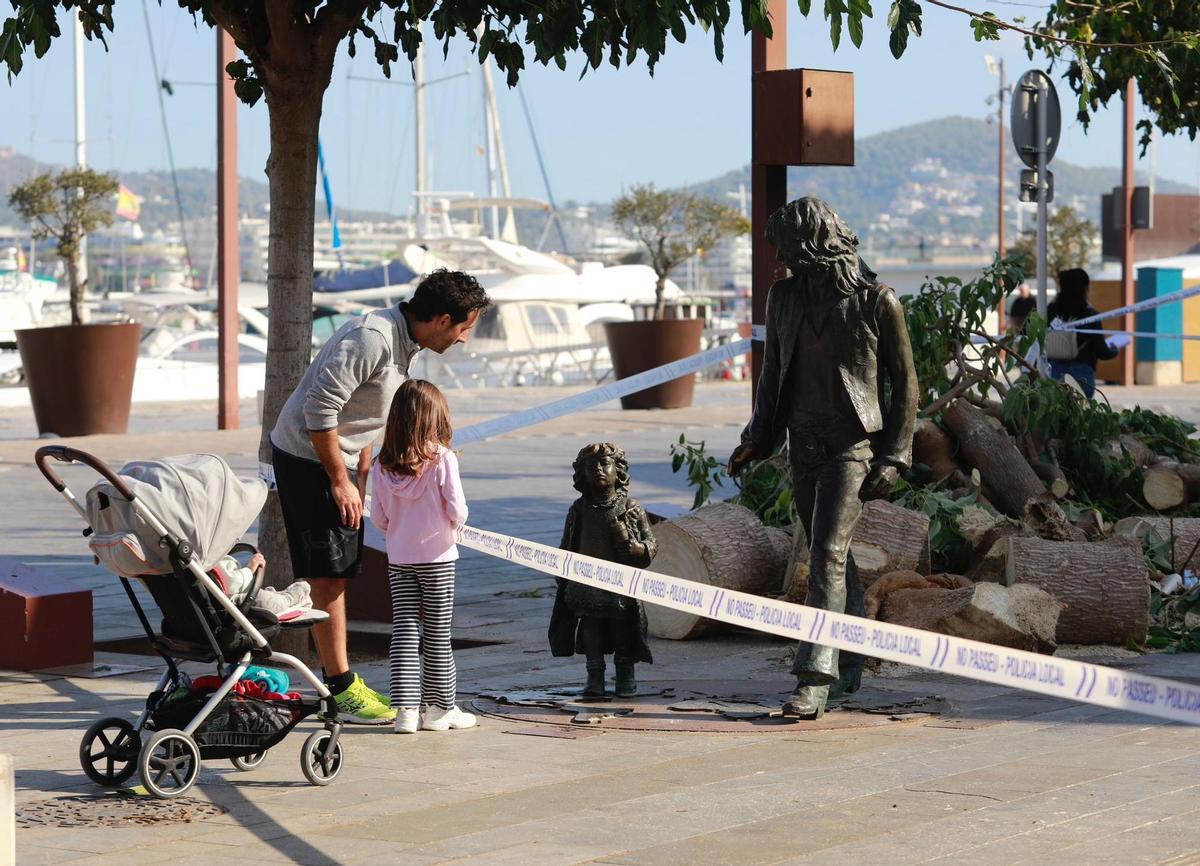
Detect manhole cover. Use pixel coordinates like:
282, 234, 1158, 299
17, 794, 228, 828
472, 679, 948, 733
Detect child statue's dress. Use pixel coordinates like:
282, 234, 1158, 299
548, 493, 656, 696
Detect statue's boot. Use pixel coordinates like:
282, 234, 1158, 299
783, 684, 829, 720
614, 660, 637, 697
583, 658, 606, 697
827, 657, 863, 699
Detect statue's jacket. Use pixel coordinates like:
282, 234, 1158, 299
548, 497, 655, 663
742, 272, 918, 469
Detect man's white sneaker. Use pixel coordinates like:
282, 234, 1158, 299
421, 705, 477, 731
394, 708, 420, 734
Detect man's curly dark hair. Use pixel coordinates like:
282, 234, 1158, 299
407, 268, 492, 324
572, 442, 630, 499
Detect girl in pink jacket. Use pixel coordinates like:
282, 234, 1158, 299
370, 379, 475, 734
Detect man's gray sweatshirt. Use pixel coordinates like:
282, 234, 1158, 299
270, 305, 420, 469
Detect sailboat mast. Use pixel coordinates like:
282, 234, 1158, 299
480, 58, 515, 241
482, 63, 500, 239
414, 26, 426, 237
73, 15, 88, 288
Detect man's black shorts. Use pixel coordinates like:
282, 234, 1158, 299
272, 445, 364, 580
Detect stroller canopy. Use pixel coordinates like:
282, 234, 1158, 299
86, 453, 266, 576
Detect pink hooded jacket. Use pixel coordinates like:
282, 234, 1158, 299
370, 446, 468, 565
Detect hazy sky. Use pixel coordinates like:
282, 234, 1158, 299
2, 4, 1197, 217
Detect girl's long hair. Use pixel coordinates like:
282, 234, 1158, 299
376, 379, 452, 476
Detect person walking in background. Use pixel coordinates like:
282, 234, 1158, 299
270, 270, 490, 724
1007, 282, 1037, 334
1045, 268, 1119, 399
370, 380, 476, 735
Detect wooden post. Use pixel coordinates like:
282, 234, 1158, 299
750, 0, 789, 396
217, 30, 240, 430
1121, 80, 1136, 386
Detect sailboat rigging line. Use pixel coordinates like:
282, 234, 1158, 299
140, 0, 196, 287
516, 84, 569, 253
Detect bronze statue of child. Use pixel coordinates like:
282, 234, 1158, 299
548, 443, 656, 697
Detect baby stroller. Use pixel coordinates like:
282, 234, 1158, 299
36, 445, 345, 799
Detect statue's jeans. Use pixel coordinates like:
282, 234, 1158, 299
789, 432, 872, 685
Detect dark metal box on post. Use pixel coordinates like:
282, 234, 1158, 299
749, 42, 855, 394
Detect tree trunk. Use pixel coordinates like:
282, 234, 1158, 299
1003, 536, 1149, 645
912, 418, 960, 482
65, 246, 84, 326
654, 273, 667, 320
1113, 516, 1200, 573
254, 55, 337, 660
850, 499, 931, 585
879, 582, 1060, 654
941, 398, 1045, 518
644, 503, 792, 639
1142, 466, 1188, 511
1145, 461, 1200, 506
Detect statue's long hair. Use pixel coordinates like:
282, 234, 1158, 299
766, 197, 871, 295
572, 442, 630, 499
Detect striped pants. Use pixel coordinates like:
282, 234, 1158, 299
387, 562, 457, 710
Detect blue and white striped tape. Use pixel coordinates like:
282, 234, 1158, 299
451, 338, 752, 447
455, 523, 1200, 726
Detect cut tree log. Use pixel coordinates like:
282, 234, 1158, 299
1108, 434, 1152, 470
1002, 536, 1149, 645
1113, 516, 1200, 573
879, 582, 1060, 653
1022, 434, 1069, 499
913, 418, 960, 482
1023, 494, 1088, 543
850, 499, 931, 585
1150, 461, 1200, 501
645, 503, 792, 640
864, 570, 972, 619
941, 398, 1046, 518
1142, 466, 1189, 511
1073, 508, 1107, 539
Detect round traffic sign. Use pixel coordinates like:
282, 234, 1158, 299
1010, 69, 1061, 169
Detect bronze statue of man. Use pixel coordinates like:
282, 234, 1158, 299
729, 197, 918, 720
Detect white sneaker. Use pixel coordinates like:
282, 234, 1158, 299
421, 705, 477, 731
394, 708, 420, 734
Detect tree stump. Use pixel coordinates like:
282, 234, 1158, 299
941, 399, 1045, 518
645, 503, 792, 640
851, 499, 931, 586
1003, 536, 1149, 645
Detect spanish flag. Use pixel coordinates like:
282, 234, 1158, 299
115, 184, 142, 221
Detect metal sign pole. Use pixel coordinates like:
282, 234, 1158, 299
1035, 76, 1049, 319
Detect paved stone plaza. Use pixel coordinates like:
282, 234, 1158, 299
2, 382, 1199, 865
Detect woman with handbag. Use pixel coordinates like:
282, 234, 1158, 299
1045, 268, 1120, 398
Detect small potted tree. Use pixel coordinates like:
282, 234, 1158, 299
10, 168, 142, 436
608, 183, 749, 409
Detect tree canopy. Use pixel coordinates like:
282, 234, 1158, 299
612, 183, 750, 317
8, 167, 119, 325
2, 1, 1197, 154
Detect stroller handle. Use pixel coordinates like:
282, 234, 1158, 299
35, 445, 137, 501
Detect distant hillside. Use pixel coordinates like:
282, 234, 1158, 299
687, 116, 1191, 246
3, 116, 1192, 248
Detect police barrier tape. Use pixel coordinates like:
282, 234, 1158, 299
455, 522, 1200, 726
260, 336, 754, 486
1057, 281, 1200, 331
451, 337, 752, 447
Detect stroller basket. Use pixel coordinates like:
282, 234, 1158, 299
151, 689, 315, 759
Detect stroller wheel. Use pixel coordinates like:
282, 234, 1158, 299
139, 729, 201, 799
230, 751, 267, 772
300, 730, 343, 786
79, 717, 140, 787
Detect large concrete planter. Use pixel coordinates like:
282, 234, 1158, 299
15, 321, 142, 437
603, 318, 704, 410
